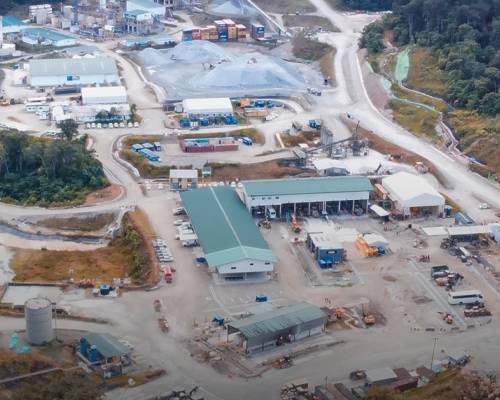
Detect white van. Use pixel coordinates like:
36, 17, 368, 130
448, 290, 484, 305
266, 207, 277, 219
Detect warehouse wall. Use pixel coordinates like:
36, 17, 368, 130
30, 73, 120, 87
244, 191, 370, 208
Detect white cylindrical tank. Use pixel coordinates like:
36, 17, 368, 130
25, 297, 54, 345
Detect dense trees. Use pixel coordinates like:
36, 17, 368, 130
0, 129, 107, 206
339, 0, 392, 11
360, 0, 500, 117
0, 0, 59, 14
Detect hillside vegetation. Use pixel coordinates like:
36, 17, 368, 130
0, 129, 107, 206
360, 0, 500, 175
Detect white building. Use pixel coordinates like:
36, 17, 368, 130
22, 28, 76, 47
241, 176, 373, 217
29, 57, 120, 87
182, 97, 233, 118
126, 0, 165, 16
181, 186, 276, 281
81, 86, 128, 105
382, 172, 445, 217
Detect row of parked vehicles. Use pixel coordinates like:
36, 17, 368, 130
152, 238, 175, 284
85, 121, 140, 129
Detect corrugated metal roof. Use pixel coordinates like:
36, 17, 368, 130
382, 172, 444, 204
228, 302, 327, 339
242, 176, 372, 197
83, 333, 131, 358
29, 57, 118, 77
180, 187, 275, 267
23, 27, 74, 42
169, 169, 198, 179
447, 225, 491, 236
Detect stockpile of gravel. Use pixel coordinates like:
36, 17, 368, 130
190, 53, 306, 89
137, 41, 232, 67
208, 0, 257, 17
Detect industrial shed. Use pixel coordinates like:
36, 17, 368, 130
29, 57, 120, 87
382, 172, 445, 217
169, 169, 198, 191
180, 187, 276, 281
22, 28, 77, 48
241, 176, 372, 218
227, 302, 328, 354
81, 86, 128, 105
182, 97, 233, 118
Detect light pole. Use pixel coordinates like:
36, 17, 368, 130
430, 337, 438, 370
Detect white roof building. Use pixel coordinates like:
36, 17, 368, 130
382, 172, 445, 216
81, 86, 128, 105
182, 97, 233, 117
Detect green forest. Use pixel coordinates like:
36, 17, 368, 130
338, 0, 392, 11
0, 129, 107, 206
361, 0, 500, 117
0, 0, 59, 15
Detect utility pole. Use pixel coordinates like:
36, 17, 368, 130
52, 302, 58, 342
430, 337, 438, 370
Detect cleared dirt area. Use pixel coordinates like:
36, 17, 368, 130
10, 209, 159, 285
252, 0, 316, 13
283, 14, 338, 31
37, 213, 115, 232
210, 160, 308, 181
292, 33, 334, 61
83, 184, 122, 206
280, 131, 320, 147
346, 119, 448, 187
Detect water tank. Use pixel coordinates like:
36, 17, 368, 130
25, 297, 54, 345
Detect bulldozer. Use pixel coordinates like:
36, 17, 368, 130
291, 214, 301, 233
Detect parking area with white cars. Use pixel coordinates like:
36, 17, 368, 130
85, 121, 140, 129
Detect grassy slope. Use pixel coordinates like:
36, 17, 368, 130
406, 48, 500, 176
292, 33, 334, 61
282, 15, 338, 31
389, 99, 441, 142
37, 213, 115, 232
11, 210, 157, 284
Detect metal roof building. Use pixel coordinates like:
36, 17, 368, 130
29, 57, 120, 87
126, 0, 166, 15
182, 97, 233, 117
180, 186, 276, 281
382, 172, 445, 217
227, 302, 328, 354
2, 16, 26, 34
241, 176, 372, 218
22, 28, 77, 48
81, 86, 128, 105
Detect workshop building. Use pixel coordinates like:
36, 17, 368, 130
182, 97, 233, 118
241, 176, 372, 218
169, 169, 198, 191
382, 172, 445, 217
29, 57, 120, 87
81, 86, 128, 105
79, 333, 131, 377
181, 187, 276, 281
22, 28, 77, 47
227, 302, 328, 354
306, 232, 345, 268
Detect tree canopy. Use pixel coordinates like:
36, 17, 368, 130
339, 0, 392, 11
0, 129, 107, 206
360, 0, 500, 117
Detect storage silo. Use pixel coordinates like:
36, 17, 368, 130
25, 297, 54, 345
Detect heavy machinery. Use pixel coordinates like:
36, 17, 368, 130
291, 214, 301, 233
276, 355, 293, 369
158, 318, 169, 332
362, 303, 376, 325
441, 312, 454, 324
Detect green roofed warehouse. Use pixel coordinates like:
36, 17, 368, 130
241, 176, 373, 218
180, 187, 276, 281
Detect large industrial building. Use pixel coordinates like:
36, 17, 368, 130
1, 16, 26, 34
29, 57, 120, 87
81, 86, 128, 105
227, 302, 328, 354
180, 186, 276, 281
182, 97, 233, 118
240, 176, 373, 218
126, 0, 166, 16
382, 172, 445, 217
